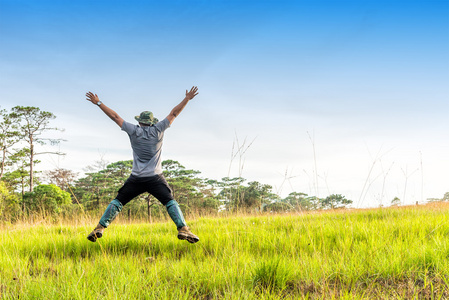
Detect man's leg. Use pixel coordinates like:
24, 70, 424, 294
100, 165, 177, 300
99, 199, 123, 227
165, 199, 187, 229
148, 175, 199, 243
165, 199, 199, 243
87, 176, 144, 242
87, 199, 123, 242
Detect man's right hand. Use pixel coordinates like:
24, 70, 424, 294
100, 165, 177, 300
86, 92, 101, 105
85, 91, 124, 127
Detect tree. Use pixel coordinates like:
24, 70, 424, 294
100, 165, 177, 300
320, 194, 352, 209
162, 160, 218, 213
23, 184, 71, 217
0, 108, 21, 179
263, 202, 293, 212
11, 106, 64, 192
391, 197, 401, 206
243, 181, 278, 209
283, 192, 315, 211
426, 192, 449, 202
218, 177, 246, 211
162, 159, 200, 179
3, 149, 33, 196
74, 159, 220, 219
0, 181, 21, 221
443, 192, 449, 201
43, 168, 78, 191
218, 179, 278, 211
74, 160, 133, 210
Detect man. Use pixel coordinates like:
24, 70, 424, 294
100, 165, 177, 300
85, 86, 200, 244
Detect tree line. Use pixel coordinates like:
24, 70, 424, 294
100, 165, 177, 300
1, 106, 359, 222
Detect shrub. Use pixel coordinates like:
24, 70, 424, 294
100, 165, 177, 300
23, 184, 71, 216
0, 181, 21, 221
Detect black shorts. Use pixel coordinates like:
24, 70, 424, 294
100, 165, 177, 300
115, 174, 174, 206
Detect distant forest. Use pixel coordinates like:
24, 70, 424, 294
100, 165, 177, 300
2, 106, 446, 223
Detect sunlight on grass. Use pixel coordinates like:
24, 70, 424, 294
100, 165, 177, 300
1, 203, 449, 299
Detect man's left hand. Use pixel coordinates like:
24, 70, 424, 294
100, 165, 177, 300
185, 86, 199, 100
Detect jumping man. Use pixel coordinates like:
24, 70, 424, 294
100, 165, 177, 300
85, 86, 200, 243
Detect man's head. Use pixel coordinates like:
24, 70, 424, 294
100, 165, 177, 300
135, 111, 159, 126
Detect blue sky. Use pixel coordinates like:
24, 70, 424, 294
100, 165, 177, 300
1, 0, 448, 206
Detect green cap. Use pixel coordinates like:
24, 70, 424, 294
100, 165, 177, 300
135, 111, 159, 125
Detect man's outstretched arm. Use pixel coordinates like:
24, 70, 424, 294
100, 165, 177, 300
166, 86, 199, 125
86, 92, 124, 127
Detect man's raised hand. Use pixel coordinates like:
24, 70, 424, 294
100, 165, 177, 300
86, 92, 100, 105
185, 86, 199, 100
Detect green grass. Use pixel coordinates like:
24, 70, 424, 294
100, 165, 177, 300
1, 203, 449, 299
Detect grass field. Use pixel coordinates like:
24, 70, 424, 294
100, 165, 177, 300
1, 203, 449, 299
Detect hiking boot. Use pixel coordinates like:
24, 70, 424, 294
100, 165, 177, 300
87, 223, 105, 242
177, 226, 199, 243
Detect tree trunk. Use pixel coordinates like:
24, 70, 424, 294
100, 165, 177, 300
0, 150, 5, 180
147, 195, 152, 223
21, 176, 25, 197
21, 174, 26, 215
29, 140, 34, 192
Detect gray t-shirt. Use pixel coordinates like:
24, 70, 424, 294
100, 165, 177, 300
121, 118, 170, 177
